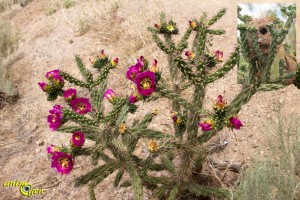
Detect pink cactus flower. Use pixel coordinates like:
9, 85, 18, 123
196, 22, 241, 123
134, 71, 156, 97
104, 89, 119, 104
229, 117, 243, 130
47, 105, 63, 131
47, 144, 61, 155
71, 131, 85, 147
51, 152, 74, 174
64, 88, 77, 103
198, 119, 214, 132
185, 51, 196, 59
213, 50, 223, 62
70, 97, 92, 115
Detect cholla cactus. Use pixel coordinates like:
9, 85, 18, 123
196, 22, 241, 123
39, 6, 297, 200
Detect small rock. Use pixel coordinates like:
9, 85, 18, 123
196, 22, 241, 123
35, 148, 41, 154
252, 144, 258, 148
36, 139, 44, 146
246, 157, 250, 160
279, 99, 284, 104
260, 151, 264, 155
234, 147, 238, 152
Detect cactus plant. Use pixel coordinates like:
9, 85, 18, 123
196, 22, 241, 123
39, 6, 298, 200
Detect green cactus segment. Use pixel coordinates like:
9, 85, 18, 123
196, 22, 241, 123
176, 28, 192, 52
206, 29, 225, 35
238, 25, 251, 62
60, 71, 90, 88
126, 162, 143, 200
205, 47, 239, 84
148, 27, 172, 54
103, 99, 127, 123
193, 26, 206, 58
92, 65, 113, 87
93, 57, 109, 70
74, 162, 118, 187
91, 80, 107, 110
168, 183, 181, 200
114, 169, 124, 187
271, 71, 296, 84
174, 57, 203, 86
156, 85, 192, 109
75, 55, 93, 84
227, 84, 257, 116
258, 84, 286, 91
161, 156, 176, 173
207, 8, 227, 26
57, 125, 98, 141
63, 109, 98, 126
184, 182, 230, 198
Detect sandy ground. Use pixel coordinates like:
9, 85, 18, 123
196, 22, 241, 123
0, 0, 300, 199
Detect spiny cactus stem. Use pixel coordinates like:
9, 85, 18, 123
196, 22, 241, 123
156, 85, 192, 109
165, 34, 180, 110
176, 28, 193, 53
205, 46, 239, 84
148, 27, 171, 54
103, 99, 127, 123
60, 71, 90, 89
92, 65, 113, 87
227, 84, 257, 116
207, 8, 227, 26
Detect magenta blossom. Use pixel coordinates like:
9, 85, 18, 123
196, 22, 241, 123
104, 89, 119, 104
150, 59, 158, 72
47, 144, 61, 155
52, 74, 64, 85
45, 69, 60, 79
213, 50, 223, 62
135, 71, 156, 97
70, 97, 92, 115
64, 88, 77, 102
171, 112, 181, 125
229, 117, 243, 130
129, 94, 138, 104
51, 152, 74, 174
38, 82, 50, 92
111, 57, 119, 66
198, 119, 214, 132
47, 105, 63, 131
185, 51, 195, 59
71, 131, 85, 147
126, 61, 144, 81
129, 92, 142, 104
100, 50, 106, 59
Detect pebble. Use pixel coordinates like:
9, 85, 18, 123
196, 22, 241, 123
260, 150, 264, 155
36, 139, 44, 146
252, 144, 258, 148
35, 148, 41, 154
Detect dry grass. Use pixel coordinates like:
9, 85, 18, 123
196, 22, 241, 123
0, 22, 18, 57
235, 107, 300, 200
0, 21, 18, 96
64, 0, 75, 9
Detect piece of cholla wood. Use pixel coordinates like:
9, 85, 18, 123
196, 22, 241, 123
208, 158, 244, 173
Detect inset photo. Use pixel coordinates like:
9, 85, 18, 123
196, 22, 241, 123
237, 3, 297, 86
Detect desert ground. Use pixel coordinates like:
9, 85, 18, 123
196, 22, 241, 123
0, 0, 300, 199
